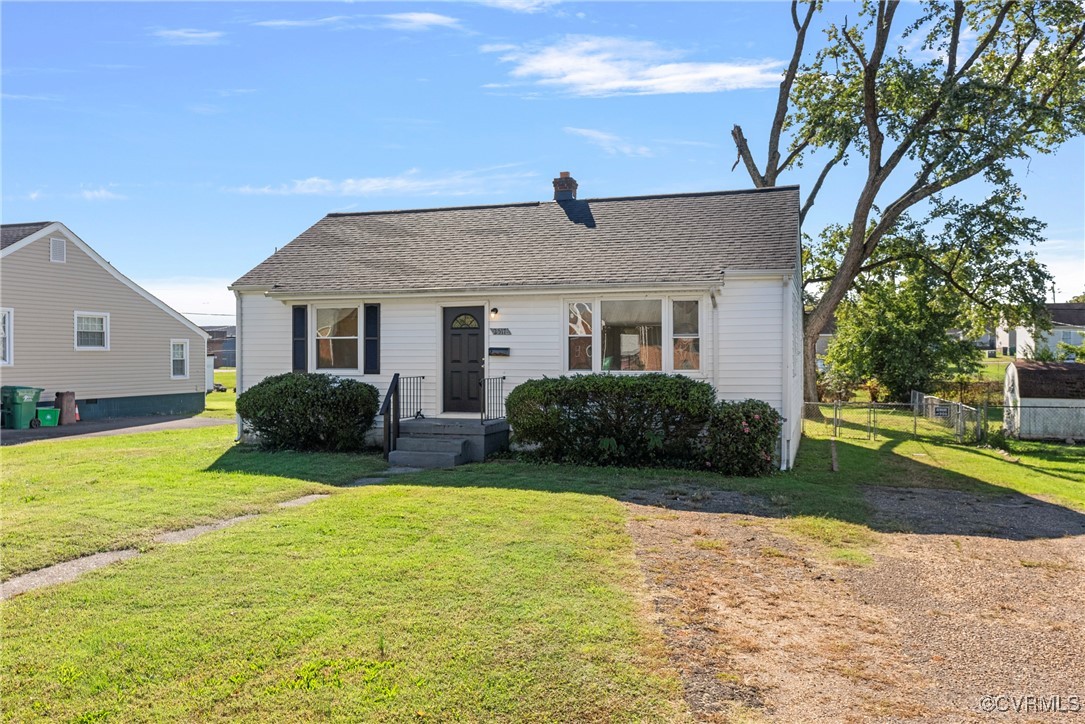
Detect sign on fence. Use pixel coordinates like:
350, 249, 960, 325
933, 406, 950, 418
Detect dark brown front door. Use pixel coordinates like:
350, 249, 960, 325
443, 306, 484, 412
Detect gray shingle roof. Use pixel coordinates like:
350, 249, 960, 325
1, 222, 55, 250
1012, 361, 1085, 399
232, 186, 800, 294
1048, 303, 1085, 327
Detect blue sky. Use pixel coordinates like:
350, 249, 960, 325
3, 1, 1083, 325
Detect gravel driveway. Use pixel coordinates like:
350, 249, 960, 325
626, 486, 1085, 722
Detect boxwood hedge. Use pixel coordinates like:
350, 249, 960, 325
505, 374, 781, 475
236, 372, 379, 452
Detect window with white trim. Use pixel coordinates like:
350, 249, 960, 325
75, 312, 109, 350
171, 339, 189, 379
50, 237, 66, 263
601, 300, 663, 371
0, 308, 12, 365
565, 295, 704, 374
1062, 330, 1073, 343
672, 300, 700, 370
567, 302, 593, 371
315, 307, 359, 370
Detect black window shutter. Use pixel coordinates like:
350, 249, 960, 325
363, 304, 380, 374
291, 306, 307, 372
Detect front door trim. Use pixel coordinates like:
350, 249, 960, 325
442, 305, 485, 413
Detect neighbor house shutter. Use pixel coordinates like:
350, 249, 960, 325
363, 304, 380, 375
292, 306, 307, 372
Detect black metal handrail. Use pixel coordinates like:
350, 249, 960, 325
399, 376, 425, 420
479, 376, 506, 422
380, 373, 400, 460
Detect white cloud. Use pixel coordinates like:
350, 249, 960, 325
138, 277, 235, 327
475, 0, 558, 12
380, 13, 463, 31
564, 127, 652, 157
231, 166, 536, 197
187, 103, 222, 115
152, 28, 226, 46
485, 35, 783, 96
1, 93, 62, 101
252, 16, 353, 28
80, 187, 127, 201
252, 13, 463, 32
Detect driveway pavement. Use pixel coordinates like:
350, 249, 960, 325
0, 415, 233, 446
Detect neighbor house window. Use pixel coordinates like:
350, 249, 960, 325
672, 300, 700, 370
1062, 330, 1073, 343
601, 300, 662, 371
75, 312, 109, 350
0, 308, 12, 365
316, 307, 359, 370
171, 339, 189, 379
568, 302, 593, 371
50, 237, 66, 263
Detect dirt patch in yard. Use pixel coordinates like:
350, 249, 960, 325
626, 487, 1085, 722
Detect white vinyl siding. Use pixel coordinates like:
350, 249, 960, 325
237, 277, 800, 468
0, 308, 12, 365
716, 278, 784, 409
75, 312, 109, 350
171, 339, 189, 379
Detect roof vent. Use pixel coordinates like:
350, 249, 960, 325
553, 171, 578, 201
50, 237, 66, 263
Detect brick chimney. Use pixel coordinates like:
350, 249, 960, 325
553, 171, 578, 201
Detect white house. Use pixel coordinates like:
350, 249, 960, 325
230, 175, 804, 469
1004, 360, 1085, 440
0, 222, 208, 419
1010, 303, 1085, 359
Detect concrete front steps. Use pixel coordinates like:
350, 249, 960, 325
387, 417, 509, 469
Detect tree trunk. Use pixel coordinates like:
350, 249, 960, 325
803, 323, 820, 403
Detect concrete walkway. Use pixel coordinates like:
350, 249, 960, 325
0, 494, 330, 601
0, 414, 232, 446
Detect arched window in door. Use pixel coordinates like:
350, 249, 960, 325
451, 313, 479, 329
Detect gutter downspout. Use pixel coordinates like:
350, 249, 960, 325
234, 289, 243, 442
780, 274, 793, 471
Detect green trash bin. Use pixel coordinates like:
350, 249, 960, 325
1, 386, 45, 429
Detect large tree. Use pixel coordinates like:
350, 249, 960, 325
731, 0, 1085, 401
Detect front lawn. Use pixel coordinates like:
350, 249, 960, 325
202, 367, 237, 419
2, 485, 685, 721
0, 425, 385, 578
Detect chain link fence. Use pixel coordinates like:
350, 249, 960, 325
803, 396, 1085, 445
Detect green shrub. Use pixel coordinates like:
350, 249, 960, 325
506, 374, 782, 475
704, 399, 783, 476
506, 374, 716, 468
236, 373, 379, 452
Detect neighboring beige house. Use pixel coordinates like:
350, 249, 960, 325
231, 176, 805, 469
0, 222, 208, 419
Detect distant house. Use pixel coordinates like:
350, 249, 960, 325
1014, 304, 1085, 359
1004, 360, 1085, 440
230, 176, 805, 469
0, 222, 208, 419
201, 325, 236, 368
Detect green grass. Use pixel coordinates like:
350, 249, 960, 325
1, 485, 686, 722
0, 425, 386, 578
202, 367, 237, 419
3, 417, 1082, 719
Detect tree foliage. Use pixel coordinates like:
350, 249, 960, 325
824, 262, 982, 402
731, 0, 1085, 400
